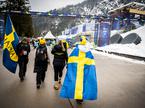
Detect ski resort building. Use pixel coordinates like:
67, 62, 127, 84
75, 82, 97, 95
59, 2, 145, 47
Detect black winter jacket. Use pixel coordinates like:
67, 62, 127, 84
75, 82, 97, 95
51, 44, 68, 65
17, 42, 30, 63
34, 45, 48, 73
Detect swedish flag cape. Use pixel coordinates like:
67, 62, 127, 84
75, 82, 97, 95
60, 45, 97, 100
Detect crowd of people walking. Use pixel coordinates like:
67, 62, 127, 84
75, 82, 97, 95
16, 36, 98, 104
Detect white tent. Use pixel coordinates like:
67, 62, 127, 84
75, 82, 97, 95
37, 36, 43, 39
57, 35, 68, 40
44, 31, 56, 39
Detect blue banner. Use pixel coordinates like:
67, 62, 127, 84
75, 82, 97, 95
0, 15, 5, 46
71, 27, 78, 34
122, 18, 128, 29
94, 23, 99, 45
98, 22, 111, 47
112, 18, 120, 30
82, 24, 86, 32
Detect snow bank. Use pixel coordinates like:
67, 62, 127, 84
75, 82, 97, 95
97, 26, 145, 57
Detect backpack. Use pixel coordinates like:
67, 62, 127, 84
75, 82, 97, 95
36, 47, 46, 62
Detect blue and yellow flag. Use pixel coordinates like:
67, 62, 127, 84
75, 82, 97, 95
2, 15, 19, 73
60, 46, 98, 100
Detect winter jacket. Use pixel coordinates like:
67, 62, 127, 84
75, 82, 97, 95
34, 45, 48, 73
17, 42, 30, 63
51, 44, 68, 66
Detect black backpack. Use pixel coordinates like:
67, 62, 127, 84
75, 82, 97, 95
36, 47, 46, 62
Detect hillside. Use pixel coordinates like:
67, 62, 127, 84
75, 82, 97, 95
32, 0, 145, 36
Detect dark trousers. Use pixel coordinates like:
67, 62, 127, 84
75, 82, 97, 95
19, 62, 27, 79
53, 64, 65, 81
36, 66, 46, 85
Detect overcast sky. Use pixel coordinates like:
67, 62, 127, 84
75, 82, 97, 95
29, 0, 85, 12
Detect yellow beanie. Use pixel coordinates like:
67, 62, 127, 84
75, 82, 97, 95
80, 36, 87, 45
62, 40, 69, 48
39, 38, 46, 45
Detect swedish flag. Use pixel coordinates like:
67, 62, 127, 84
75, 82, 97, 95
60, 46, 98, 100
2, 15, 19, 73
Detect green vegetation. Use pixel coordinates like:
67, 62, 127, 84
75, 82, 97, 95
0, 0, 34, 37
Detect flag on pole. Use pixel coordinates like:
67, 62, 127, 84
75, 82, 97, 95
2, 15, 19, 73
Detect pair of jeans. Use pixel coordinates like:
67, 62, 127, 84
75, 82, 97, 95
19, 62, 27, 80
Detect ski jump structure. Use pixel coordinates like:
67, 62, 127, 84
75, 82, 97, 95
109, 2, 145, 17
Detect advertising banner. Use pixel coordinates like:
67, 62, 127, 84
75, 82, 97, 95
94, 23, 99, 45
71, 27, 78, 34
82, 24, 86, 32
98, 22, 111, 47
0, 15, 5, 45
112, 18, 120, 30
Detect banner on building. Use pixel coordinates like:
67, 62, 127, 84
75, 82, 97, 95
0, 15, 5, 45
94, 23, 99, 45
71, 27, 78, 34
112, 18, 120, 30
82, 24, 86, 32
98, 22, 111, 47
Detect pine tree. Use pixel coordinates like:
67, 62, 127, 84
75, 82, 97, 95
0, 1, 6, 12
2, 0, 33, 37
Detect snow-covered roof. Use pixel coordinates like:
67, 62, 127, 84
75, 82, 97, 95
44, 31, 56, 39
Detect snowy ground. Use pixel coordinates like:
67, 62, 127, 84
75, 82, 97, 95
92, 50, 145, 65
96, 25, 145, 58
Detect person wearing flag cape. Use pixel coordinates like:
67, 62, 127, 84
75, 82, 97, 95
60, 36, 98, 104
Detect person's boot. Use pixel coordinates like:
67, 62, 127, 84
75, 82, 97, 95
54, 81, 59, 90
58, 77, 61, 84
20, 77, 24, 82
76, 99, 83, 104
37, 84, 40, 89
